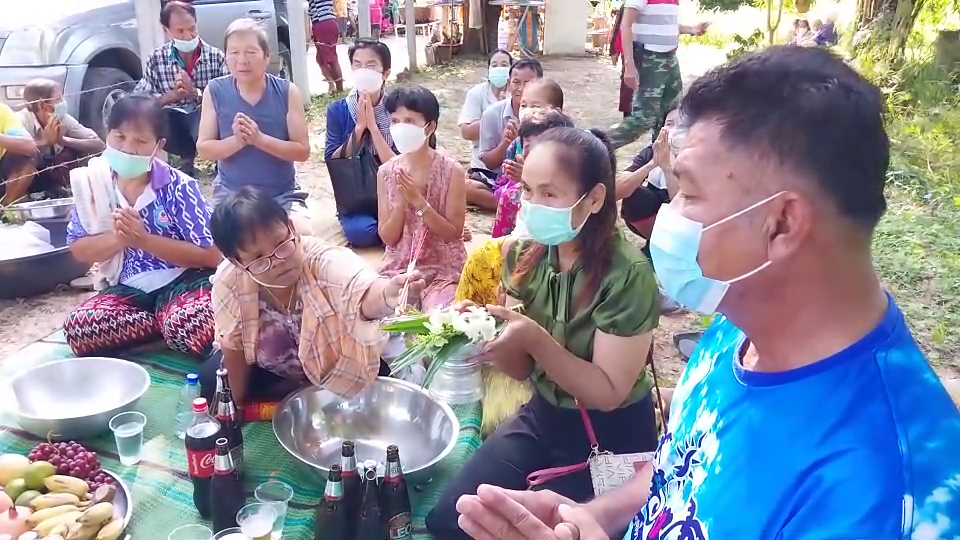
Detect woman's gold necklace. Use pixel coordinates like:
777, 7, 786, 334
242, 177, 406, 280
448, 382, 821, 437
264, 282, 299, 325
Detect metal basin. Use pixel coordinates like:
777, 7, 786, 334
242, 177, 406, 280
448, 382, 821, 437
6, 198, 75, 220
10, 357, 151, 441
0, 218, 89, 299
104, 469, 134, 530
273, 377, 459, 485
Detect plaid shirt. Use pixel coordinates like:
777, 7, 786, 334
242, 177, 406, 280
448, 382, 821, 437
211, 237, 387, 399
134, 41, 228, 111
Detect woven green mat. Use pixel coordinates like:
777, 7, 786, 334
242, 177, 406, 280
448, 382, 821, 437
0, 337, 481, 539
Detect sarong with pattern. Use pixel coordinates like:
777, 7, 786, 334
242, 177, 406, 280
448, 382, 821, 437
64, 268, 214, 358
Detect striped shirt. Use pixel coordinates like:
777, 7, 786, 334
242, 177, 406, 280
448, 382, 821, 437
308, 0, 336, 22
626, 0, 680, 53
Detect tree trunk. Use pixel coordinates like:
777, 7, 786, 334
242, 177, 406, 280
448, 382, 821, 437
461, 1, 501, 55
888, 0, 926, 60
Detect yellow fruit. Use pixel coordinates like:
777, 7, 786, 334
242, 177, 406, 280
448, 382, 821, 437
94, 517, 125, 540
49, 523, 70, 537
65, 523, 100, 540
22, 461, 56, 490
42, 476, 89, 498
32, 510, 82, 536
14, 489, 42, 507
27, 504, 83, 526
0, 453, 30, 485
77, 503, 113, 527
29, 493, 82, 510
3, 478, 28, 501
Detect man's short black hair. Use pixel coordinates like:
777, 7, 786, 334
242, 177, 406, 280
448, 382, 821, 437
210, 187, 289, 261
509, 58, 544, 78
160, 1, 197, 27
681, 46, 889, 229
348, 39, 392, 71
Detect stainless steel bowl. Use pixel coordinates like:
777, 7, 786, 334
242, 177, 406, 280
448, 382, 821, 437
104, 469, 134, 529
10, 357, 151, 440
5, 198, 75, 221
273, 377, 460, 485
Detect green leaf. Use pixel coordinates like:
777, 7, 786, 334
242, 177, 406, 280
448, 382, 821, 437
422, 334, 472, 387
388, 345, 426, 374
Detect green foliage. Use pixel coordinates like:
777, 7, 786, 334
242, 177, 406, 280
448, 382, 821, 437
698, 0, 754, 12
727, 29, 766, 59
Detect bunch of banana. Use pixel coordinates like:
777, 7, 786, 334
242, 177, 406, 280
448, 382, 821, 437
27, 495, 124, 540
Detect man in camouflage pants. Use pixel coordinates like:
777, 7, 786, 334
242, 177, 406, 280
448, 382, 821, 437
609, 0, 708, 150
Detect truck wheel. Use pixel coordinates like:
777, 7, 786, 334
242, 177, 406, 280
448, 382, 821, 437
80, 67, 136, 138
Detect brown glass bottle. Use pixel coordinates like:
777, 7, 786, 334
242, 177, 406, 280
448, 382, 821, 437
315, 465, 350, 540
381, 445, 412, 540
211, 367, 244, 477
340, 440, 361, 539
355, 460, 386, 540
210, 437, 245, 533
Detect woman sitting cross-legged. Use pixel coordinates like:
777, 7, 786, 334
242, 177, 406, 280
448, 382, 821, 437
203, 187, 425, 405
197, 18, 312, 234
63, 94, 222, 358
425, 127, 662, 540
377, 85, 467, 312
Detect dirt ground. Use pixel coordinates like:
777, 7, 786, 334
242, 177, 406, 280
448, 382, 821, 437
0, 54, 720, 382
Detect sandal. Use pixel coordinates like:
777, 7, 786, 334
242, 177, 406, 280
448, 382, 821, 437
673, 331, 703, 362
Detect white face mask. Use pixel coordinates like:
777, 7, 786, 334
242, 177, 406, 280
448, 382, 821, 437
390, 123, 428, 154
173, 36, 200, 53
353, 68, 384, 93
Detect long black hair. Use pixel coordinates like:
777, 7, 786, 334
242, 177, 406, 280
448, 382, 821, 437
512, 127, 618, 306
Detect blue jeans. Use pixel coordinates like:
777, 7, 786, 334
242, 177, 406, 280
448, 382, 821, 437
339, 213, 380, 247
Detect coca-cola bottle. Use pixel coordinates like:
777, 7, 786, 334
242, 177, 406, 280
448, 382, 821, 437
381, 445, 412, 540
185, 397, 221, 519
210, 438, 245, 533
314, 465, 350, 540
356, 460, 386, 540
211, 368, 244, 476
340, 440, 361, 538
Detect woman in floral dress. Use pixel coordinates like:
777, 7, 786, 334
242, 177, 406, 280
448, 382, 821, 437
377, 85, 467, 312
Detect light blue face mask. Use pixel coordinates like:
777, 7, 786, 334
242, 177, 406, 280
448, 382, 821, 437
173, 36, 200, 53
519, 194, 588, 246
53, 101, 68, 119
103, 146, 155, 180
649, 192, 784, 314
488, 66, 510, 89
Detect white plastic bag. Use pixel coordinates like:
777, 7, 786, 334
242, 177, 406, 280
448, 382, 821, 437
0, 222, 56, 260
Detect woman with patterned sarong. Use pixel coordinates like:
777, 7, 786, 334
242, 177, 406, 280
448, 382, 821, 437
63, 94, 222, 358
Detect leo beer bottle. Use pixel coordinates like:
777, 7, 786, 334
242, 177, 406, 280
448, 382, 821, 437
356, 460, 386, 540
184, 397, 221, 518
210, 438, 245, 533
340, 441, 362, 539
381, 445, 412, 540
314, 465, 350, 540
211, 367, 244, 477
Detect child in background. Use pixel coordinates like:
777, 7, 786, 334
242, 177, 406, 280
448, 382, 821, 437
491, 109, 575, 238
491, 79, 565, 238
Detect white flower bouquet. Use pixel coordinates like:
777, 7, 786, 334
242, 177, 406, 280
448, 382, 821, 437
381, 305, 517, 387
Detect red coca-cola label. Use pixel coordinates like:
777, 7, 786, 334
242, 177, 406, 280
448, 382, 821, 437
187, 448, 216, 477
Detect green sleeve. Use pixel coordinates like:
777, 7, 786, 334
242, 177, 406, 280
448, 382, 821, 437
593, 261, 661, 336
500, 238, 530, 299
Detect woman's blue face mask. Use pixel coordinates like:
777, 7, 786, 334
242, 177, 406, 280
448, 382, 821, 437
519, 193, 588, 246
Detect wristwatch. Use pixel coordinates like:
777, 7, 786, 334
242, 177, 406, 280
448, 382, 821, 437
416, 203, 429, 217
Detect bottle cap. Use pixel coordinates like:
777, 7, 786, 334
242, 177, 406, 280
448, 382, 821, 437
192, 397, 208, 412
185, 373, 199, 385
215, 437, 228, 447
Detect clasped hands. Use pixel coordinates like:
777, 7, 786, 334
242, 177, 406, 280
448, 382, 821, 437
174, 69, 197, 99
395, 168, 427, 210
457, 485, 610, 540
354, 91, 379, 133
232, 112, 262, 146
112, 207, 148, 248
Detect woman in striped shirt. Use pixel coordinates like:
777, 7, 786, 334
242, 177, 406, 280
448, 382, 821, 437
309, 0, 344, 93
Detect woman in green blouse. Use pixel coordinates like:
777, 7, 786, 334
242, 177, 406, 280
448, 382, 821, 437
425, 127, 661, 540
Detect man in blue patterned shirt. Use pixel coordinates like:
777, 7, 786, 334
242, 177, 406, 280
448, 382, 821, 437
455, 46, 960, 540
135, 1, 228, 176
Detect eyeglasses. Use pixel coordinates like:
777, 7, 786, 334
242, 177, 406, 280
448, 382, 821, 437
242, 235, 297, 275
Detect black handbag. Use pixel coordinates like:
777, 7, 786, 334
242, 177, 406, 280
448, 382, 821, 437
325, 131, 380, 217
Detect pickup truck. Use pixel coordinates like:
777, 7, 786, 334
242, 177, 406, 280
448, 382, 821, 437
0, 0, 296, 136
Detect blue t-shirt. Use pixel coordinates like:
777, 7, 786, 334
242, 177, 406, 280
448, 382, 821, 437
629, 294, 960, 540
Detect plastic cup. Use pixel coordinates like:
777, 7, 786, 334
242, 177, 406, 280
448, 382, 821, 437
108, 411, 146, 465
210, 527, 246, 540
254, 480, 294, 540
167, 524, 212, 540
236, 503, 277, 540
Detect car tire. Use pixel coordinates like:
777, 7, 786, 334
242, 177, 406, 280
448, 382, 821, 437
279, 40, 293, 80
79, 67, 136, 138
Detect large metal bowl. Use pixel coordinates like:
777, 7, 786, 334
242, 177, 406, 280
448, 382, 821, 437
273, 377, 460, 485
10, 357, 151, 441
0, 218, 90, 299
5, 198, 75, 221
